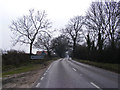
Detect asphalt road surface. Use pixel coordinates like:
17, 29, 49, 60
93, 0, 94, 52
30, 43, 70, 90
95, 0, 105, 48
34, 58, 119, 89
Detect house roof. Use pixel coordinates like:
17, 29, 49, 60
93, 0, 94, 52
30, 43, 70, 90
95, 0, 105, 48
36, 51, 47, 55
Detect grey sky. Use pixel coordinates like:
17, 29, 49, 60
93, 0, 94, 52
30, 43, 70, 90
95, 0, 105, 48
0, 0, 95, 53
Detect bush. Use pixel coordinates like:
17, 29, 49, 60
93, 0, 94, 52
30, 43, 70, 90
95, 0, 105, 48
74, 45, 119, 64
74, 45, 88, 60
2, 50, 30, 67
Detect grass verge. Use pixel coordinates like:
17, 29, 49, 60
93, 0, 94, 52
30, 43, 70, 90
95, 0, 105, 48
2, 58, 59, 77
74, 59, 120, 74
3, 64, 42, 77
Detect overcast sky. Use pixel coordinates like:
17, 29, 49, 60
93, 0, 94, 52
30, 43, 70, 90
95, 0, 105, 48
0, 0, 97, 53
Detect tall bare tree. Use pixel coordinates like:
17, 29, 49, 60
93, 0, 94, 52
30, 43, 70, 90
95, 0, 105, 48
10, 9, 51, 55
85, 1, 120, 51
62, 16, 84, 57
85, 2, 107, 52
104, 1, 119, 50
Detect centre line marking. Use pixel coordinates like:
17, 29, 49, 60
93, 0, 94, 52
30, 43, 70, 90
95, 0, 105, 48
90, 82, 102, 90
72, 68, 76, 71
36, 83, 40, 87
41, 77, 44, 80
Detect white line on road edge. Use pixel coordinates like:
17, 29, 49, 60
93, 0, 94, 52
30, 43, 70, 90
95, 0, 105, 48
36, 83, 40, 87
46, 65, 51, 72
90, 82, 102, 90
47, 64, 52, 71
46, 70, 48, 73
41, 77, 44, 80
44, 73, 46, 76
72, 68, 77, 71
48, 66, 50, 70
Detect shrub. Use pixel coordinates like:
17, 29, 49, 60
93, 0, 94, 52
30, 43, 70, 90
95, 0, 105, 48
2, 50, 30, 67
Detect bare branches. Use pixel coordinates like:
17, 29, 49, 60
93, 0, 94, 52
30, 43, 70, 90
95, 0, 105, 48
10, 9, 51, 54
84, 1, 120, 51
62, 16, 84, 57
63, 16, 84, 43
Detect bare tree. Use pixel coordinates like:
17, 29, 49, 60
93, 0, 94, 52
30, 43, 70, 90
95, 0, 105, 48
85, 2, 107, 52
34, 32, 52, 57
104, 1, 119, 50
62, 16, 84, 57
10, 9, 51, 55
85, 1, 120, 51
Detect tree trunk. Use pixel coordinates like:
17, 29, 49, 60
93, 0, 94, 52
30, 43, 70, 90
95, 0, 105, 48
97, 32, 103, 52
111, 37, 115, 50
87, 34, 91, 52
30, 42, 33, 55
47, 50, 51, 58
72, 39, 76, 58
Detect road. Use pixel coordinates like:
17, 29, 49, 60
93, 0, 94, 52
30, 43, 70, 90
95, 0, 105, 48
34, 58, 119, 89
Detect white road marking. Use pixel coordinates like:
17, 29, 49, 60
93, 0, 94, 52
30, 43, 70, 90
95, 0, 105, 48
41, 77, 44, 80
90, 82, 102, 90
36, 83, 40, 87
48, 67, 50, 70
48, 64, 52, 71
72, 68, 77, 71
47, 68, 49, 71
46, 66, 51, 72
44, 73, 46, 76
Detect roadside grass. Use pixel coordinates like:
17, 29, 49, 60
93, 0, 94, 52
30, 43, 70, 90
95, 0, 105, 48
0, 66, 2, 77
2, 58, 59, 77
74, 59, 120, 74
2, 64, 43, 77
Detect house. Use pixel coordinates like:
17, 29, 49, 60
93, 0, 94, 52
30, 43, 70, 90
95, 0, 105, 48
31, 51, 48, 60
36, 51, 47, 55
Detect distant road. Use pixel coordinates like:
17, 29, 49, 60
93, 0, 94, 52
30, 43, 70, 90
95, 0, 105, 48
34, 58, 119, 89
